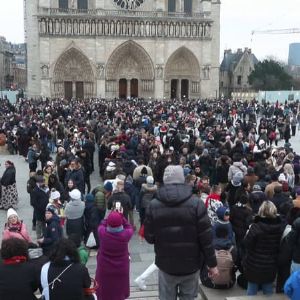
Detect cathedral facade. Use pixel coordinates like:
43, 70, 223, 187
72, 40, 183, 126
25, 0, 220, 99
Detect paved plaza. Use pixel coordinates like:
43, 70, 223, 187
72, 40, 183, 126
0, 133, 298, 299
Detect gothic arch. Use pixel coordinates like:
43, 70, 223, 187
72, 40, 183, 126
106, 41, 155, 80
165, 46, 200, 80
52, 47, 95, 98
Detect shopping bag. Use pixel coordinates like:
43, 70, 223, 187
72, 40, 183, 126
86, 232, 97, 248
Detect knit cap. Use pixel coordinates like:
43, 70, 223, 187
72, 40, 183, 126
163, 165, 185, 184
146, 176, 154, 185
232, 171, 244, 187
69, 189, 81, 200
85, 193, 95, 202
107, 211, 123, 228
278, 173, 287, 182
50, 190, 61, 201
253, 184, 261, 192
46, 205, 57, 215
7, 208, 18, 220
104, 181, 113, 192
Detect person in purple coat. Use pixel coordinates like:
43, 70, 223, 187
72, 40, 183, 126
96, 210, 134, 300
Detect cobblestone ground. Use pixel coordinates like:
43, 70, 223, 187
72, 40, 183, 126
0, 133, 298, 299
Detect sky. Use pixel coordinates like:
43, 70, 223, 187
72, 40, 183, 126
0, 0, 299, 63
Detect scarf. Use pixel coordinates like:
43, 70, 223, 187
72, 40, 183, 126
107, 225, 124, 233
4, 256, 27, 265
7, 221, 22, 233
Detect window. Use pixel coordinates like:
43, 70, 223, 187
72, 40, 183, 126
168, 0, 176, 12
221, 81, 224, 87
59, 0, 68, 9
237, 76, 242, 85
78, 0, 88, 10
184, 0, 192, 14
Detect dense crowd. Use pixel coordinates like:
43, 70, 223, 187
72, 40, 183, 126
0, 97, 300, 299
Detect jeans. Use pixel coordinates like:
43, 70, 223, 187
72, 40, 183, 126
291, 261, 300, 273
36, 220, 45, 239
247, 282, 273, 296
159, 269, 199, 300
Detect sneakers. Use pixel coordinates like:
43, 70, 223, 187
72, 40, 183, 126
134, 276, 147, 290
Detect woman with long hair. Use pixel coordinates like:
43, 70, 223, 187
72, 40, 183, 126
41, 238, 91, 300
0, 160, 18, 210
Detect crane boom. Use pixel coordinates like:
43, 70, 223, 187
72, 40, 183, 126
251, 28, 300, 35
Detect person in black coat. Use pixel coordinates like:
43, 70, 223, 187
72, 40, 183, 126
64, 159, 85, 194
249, 184, 267, 214
38, 206, 63, 256
41, 238, 91, 300
244, 201, 283, 296
30, 176, 50, 239
0, 238, 39, 300
144, 166, 218, 299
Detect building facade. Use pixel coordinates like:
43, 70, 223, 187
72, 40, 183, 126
0, 37, 14, 90
25, 0, 220, 99
220, 48, 258, 98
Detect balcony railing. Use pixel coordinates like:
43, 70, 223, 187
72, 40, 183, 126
38, 7, 211, 20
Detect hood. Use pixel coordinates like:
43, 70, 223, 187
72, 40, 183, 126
253, 215, 282, 232
69, 198, 82, 205
233, 162, 244, 167
157, 184, 192, 207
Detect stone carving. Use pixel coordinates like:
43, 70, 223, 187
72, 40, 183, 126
41, 64, 49, 78
155, 64, 164, 79
38, 17, 213, 39
202, 65, 210, 80
96, 63, 105, 79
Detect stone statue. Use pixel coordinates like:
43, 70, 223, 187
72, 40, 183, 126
41, 65, 49, 78
96, 63, 105, 79
156, 64, 163, 79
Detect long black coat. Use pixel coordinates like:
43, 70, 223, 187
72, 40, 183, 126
244, 215, 283, 284
144, 183, 217, 276
0, 262, 39, 300
30, 186, 49, 222
0, 166, 16, 186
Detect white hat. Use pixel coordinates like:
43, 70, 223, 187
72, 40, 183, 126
69, 189, 81, 200
278, 173, 287, 182
146, 176, 154, 185
7, 208, 18, 220
258, 140, 265, 146
50, 190, 61, 201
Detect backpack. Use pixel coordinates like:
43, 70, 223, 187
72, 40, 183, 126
212, 247, 234, 286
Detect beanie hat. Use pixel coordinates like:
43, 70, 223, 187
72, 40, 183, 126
106, 161, 116, 172
107, 211, 123, 228
104, 181, 113, 192
85, 193, 95, 202
163, 165, 185, 184
253, 184, 262, 192
69, 189, 81, 200
46, 205, 57, 215
146, 176, 154, 185
7, 208, 18, 220
232, 171, 244, 187
216, 206, 230, 220
50, 190, 60, 201
278, 173, 287, 182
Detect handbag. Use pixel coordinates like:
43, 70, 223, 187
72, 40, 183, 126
84, 278, 99, 300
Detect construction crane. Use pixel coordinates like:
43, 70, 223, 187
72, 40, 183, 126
251, 28, 300, 35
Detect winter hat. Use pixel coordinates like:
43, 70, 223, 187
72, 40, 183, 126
253, 184, 262, 192
202, 149, 209, 155
278, 173, 287, 182
46, 205, 57, 215
146, 176, 154, 185
69, 189, 81, 200
107, 211, 123, 228
104, 181, 113, 192
216, 206, 230, 220
163, 165, 185, 184
232, 172, 244, 187
106, 161, 116, 172
50, 190, 61, 201
258, 139, 265, 146
7, 208, 18, 220
183, 165, 192, 176
85, 193, 95, 202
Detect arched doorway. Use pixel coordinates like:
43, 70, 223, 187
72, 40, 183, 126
52, 47, 95, 99
119, 78, 127, 99
106, 41, 155, 99
165, 47, 200, 99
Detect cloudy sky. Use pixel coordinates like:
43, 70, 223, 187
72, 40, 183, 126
0, 0, 299, 63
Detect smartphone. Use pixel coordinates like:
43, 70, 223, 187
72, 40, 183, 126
115, 202, 121, 211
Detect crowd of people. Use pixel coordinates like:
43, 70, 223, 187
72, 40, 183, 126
0, 96, 300, 299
